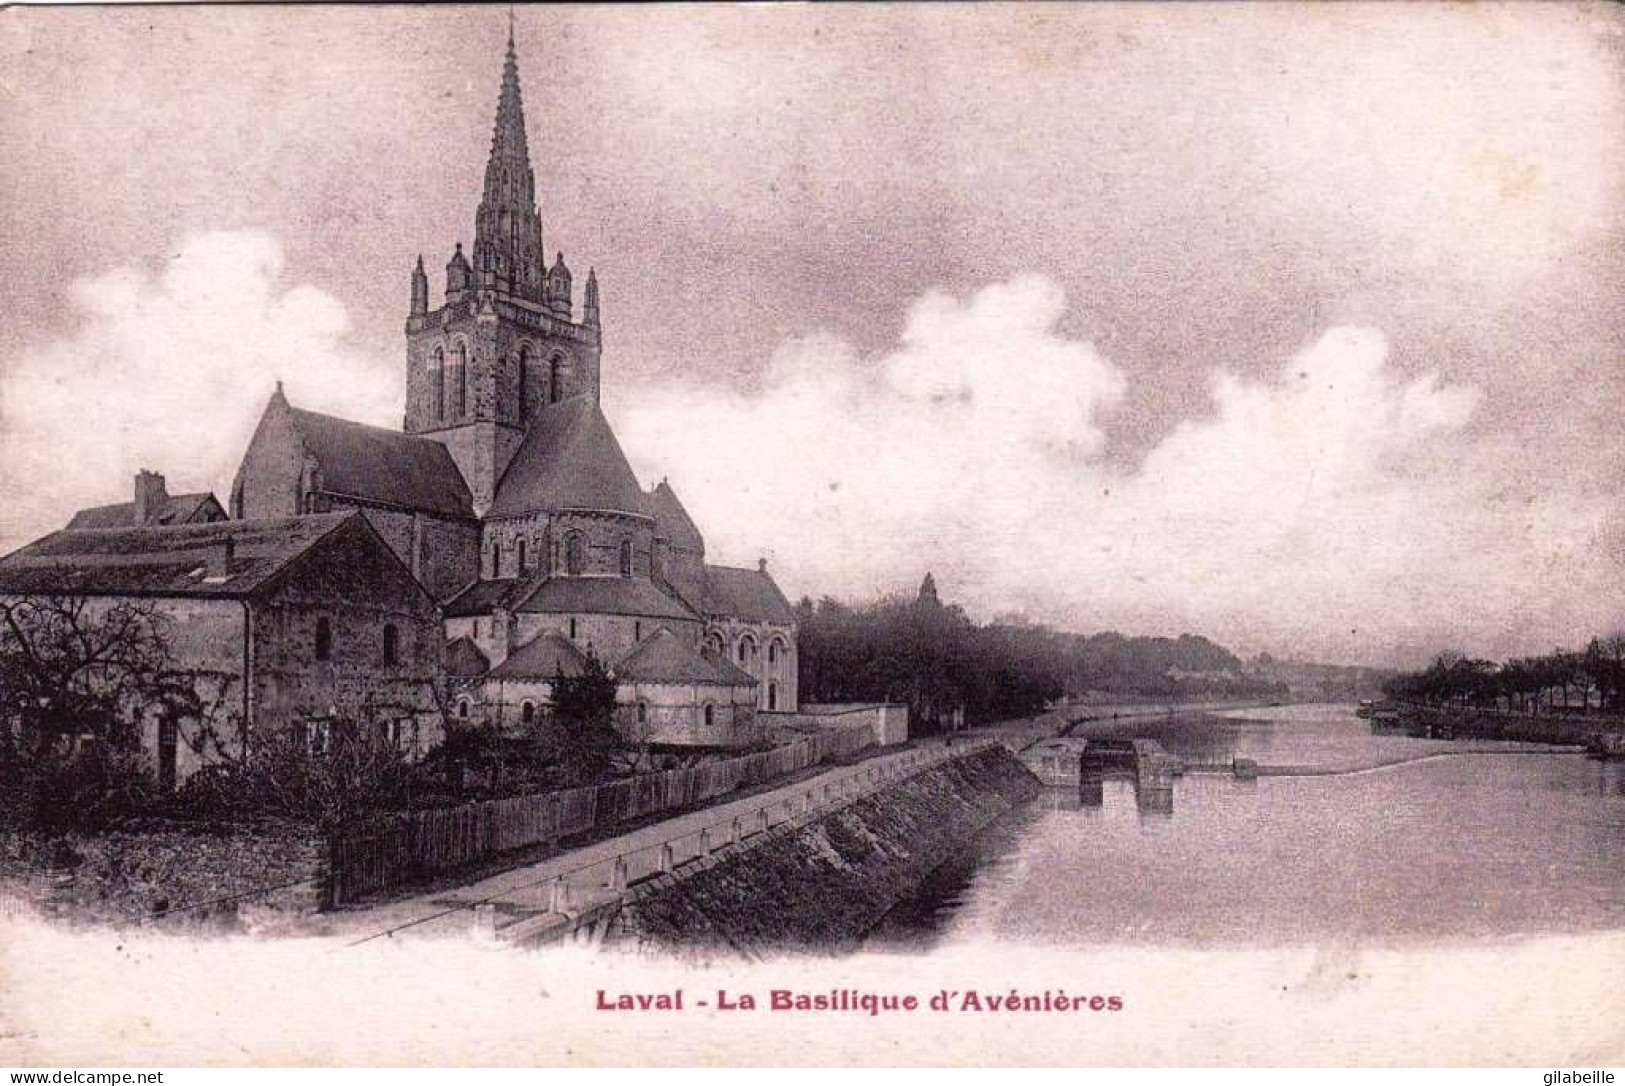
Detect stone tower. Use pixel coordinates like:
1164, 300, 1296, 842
403, 25, 603, 515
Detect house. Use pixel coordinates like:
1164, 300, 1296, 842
0, 512, 444, 788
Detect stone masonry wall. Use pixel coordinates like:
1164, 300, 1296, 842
621, 746, 1038, 953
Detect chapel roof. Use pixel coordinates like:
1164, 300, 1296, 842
486, 630, 588, 681
488, 395, 649, 518
701, 564, 796, 625
287, 405, 475, 519
515, 576, 698, 622
614, 627, 756, 688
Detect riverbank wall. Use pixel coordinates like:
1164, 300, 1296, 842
617, 746, 1038, 954
1394, 703, 1622, 747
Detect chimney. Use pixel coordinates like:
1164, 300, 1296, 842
134, 470, 167, 525
758, 557, 768, 573
206, 536, 235, 580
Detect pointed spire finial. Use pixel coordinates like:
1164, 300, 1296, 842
508, 5, 515, 49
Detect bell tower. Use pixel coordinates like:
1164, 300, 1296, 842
403, 21, 604, 516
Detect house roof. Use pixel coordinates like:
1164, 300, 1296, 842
0, 513, 357, 599
614, 627, 756, 688
488, 395, 649, 517
515, 575, 698, 621
487, 631, 588, 681
65, 492, 224, 531
644, 480, 704, 553
444, 636, 491, 679
288, 406, 474, 518
702, 564, 796, 625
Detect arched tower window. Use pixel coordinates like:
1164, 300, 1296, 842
737, 635, 756, 665
452, 342, 468, 418
432, 347, 446, 422
565, 532, 585, 576
549, 356, 562, 404
518, 347, 530, 420
521, 701, 536, 725
703, 703, 715, 727
619, 539, 633, 577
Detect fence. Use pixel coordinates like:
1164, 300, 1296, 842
329, 724, 877, 906
346, 738, 1002, 947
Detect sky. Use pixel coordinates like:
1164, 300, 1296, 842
0, 3, 1621, 667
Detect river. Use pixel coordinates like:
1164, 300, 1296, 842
869, 704, 1625, 949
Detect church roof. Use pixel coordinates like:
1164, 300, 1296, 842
0, 513, 358, 599
486, 631, 587, 681
514, 576, 698, 622
645, 480, 704, 553
614, 627, 756, 688
702, 564, 796, 625
288, 406, 474, 519
444, 636, 491, 679
66, 492, 224, 530
443, 577, 527, 617
488, 395, 649, 517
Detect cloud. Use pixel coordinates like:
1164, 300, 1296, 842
620, 277, 1621, 664
0, 231, 398, 549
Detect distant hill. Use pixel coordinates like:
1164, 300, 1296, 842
1246, 654, 1398, 700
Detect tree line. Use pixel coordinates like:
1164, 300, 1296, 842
795, 577, 1286, 735
1381, 636, 1625, 715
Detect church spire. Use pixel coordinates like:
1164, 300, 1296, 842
471, 23, 545, 301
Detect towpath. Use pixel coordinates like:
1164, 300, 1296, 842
324, 737, 990, 946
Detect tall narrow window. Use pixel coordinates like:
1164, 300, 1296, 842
768, 641, 778, 664
619, 539, 633, 577
315, 616, 332, 661
768, 683, 778, 712
703, 703, 715, 727
569, 618, 578, 640
521, 701, 536, 725
634, 621, 642, 642
637, 702, 648, 724
517, 538, 527, 572
565, 532, 584, 576
491, 542, 501, 578
432, 347, 446, 421
382, 623, 399, 666
452, 343, 468, 417
549, 356, 562, 404
518, 347, 530, 420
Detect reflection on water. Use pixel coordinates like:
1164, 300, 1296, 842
870, 705, 1625, 949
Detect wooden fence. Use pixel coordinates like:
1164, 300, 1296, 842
328, 725, 877, 906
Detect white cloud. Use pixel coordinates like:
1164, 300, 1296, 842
0, 231, 399, 549
621, 277, 1620, 664
3, 243, 1613, 666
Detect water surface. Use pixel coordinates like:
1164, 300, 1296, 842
871, 705, 1625, 948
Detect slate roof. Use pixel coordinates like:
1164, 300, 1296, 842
488, 395, 649, 517
288, 406, 474, 518
702, 564, 796, 624
0, 513, 357, 599
614, 627, 756, 687
444, 636, 491, 679
644, 480, 704, 552
487, 631, 588, 681
443, 578, 528, 618
515, 576, 698, 621
66, 493, 225, 530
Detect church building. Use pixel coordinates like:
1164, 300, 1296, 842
228, 28, 798, 747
